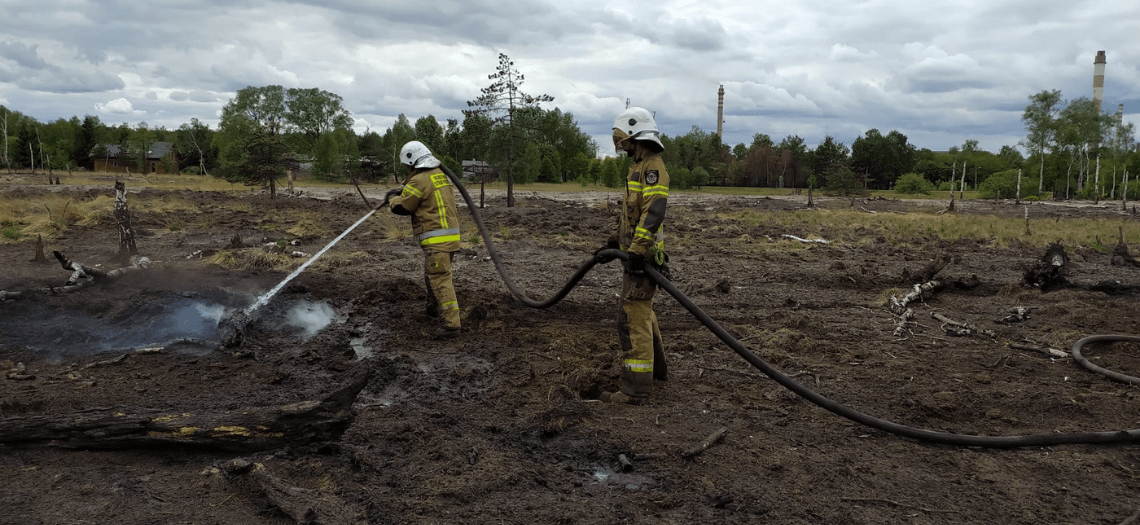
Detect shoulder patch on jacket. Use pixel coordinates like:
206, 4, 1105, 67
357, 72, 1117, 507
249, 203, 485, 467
645, 170, 659, 185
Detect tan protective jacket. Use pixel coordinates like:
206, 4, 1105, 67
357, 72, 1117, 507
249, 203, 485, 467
619, 153, 669, 257
390, 168, 461, 251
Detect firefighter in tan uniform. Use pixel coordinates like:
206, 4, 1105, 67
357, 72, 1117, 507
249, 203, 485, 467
600, 107, 669, 405
388, 141, 463, 339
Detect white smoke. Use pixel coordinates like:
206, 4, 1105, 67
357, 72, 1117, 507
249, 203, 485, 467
285, 301, 336, 340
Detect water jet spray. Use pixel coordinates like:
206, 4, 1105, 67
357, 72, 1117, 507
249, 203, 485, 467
218, 191, 398, 348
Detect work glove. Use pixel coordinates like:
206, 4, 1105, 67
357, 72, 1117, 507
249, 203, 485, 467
626, 252, 646, 276
593, 240, 621, 264
377, 188, 402, 210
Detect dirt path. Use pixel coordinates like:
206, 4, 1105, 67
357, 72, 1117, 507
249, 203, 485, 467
2, 182, 1140, 524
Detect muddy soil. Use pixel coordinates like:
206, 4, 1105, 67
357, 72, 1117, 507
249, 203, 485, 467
2, 179, 1140, 524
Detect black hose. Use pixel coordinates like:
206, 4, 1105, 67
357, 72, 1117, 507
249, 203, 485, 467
1071, 335, 1140, 385
440, 167, 1140, 447
441, 166, 601, 308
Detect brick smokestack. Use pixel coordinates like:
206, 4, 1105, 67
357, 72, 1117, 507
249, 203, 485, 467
717, 85, 725, 137
1093, 51, 1106, 113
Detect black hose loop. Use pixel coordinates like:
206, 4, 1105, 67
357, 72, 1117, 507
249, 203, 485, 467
441, 166, 602, 308
1071, 335, 1140, 385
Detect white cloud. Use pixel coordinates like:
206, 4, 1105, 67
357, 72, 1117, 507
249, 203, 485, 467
94, 98, 145, 116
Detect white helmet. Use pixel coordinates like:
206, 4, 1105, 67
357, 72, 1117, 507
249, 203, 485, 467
399, 140, 441, 169
612, 107, 664, 152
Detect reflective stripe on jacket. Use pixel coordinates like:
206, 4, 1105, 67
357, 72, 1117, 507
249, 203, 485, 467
619, 153, 669, 256
389, 168, 461, 251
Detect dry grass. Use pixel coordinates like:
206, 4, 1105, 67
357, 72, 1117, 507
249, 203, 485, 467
310, 251, 372, 271
287, 213, 327, 238
204, 249, 299, 272
727, 208, 1140, 251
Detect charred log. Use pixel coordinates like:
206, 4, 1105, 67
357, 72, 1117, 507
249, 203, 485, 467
1023, 242, 1068, 291
0, 364, 372, 452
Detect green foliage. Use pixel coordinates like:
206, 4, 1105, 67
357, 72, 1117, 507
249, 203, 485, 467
977, 169, 1022, 199
821, 162, 868, 196
851, 128, 916, 190
228, 127, 288, 194
312, 132, 341, 181
2, 223, 20, 240
598, 156, 630, 188
893, 172, 934, 194
690, 166, 710, 188
671, 167, 692, 190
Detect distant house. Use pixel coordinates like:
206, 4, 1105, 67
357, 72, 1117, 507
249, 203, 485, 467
92, 142, 178, 174
462, 159, 500, 182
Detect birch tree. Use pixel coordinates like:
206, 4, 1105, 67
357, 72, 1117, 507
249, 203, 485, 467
1020, 90, 1061, 194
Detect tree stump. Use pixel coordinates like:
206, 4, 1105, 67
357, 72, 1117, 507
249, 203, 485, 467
1024, 242, 1068, 290
111, 180, 138, 263
32, 234, 48, 263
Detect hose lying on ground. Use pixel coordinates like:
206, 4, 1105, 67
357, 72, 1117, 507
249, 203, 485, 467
443, 166, 1140, 447
1071, 335, 1140, 385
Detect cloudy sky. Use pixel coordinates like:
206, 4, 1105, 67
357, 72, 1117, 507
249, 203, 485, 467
2, 0, 1137, 156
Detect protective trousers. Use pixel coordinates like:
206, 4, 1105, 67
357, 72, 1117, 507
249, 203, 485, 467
423, 249, 460, 329
617, 269, 667, 398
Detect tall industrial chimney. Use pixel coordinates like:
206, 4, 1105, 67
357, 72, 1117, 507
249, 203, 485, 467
717, 85, 725, 137
1093, 51, 1106, 113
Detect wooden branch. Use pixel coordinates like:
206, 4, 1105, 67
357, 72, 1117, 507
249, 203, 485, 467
893, 308, 914, 337
0, 364, 373, 452
931, 312, 996, 338
889, 280, 944, 314
1008, 342, 1068, 358
682, 426, 728, 459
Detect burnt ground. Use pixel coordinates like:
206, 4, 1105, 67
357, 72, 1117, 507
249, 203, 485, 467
2, 179, 1140, 524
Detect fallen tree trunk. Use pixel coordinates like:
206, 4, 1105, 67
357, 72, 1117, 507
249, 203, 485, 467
213, 459, 369, 525
0, 364, 372, 452
45, 251, 152, 295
